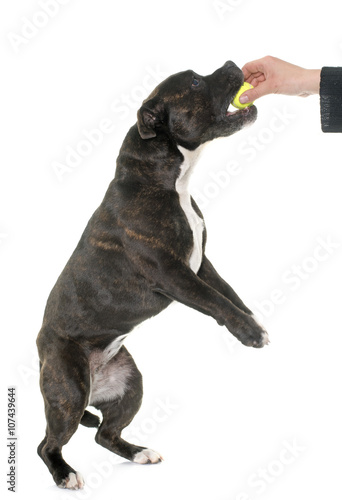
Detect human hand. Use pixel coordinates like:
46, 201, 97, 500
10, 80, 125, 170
239, 56, 321, 105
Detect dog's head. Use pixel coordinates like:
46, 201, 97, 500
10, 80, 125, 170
137, 61, 257, 150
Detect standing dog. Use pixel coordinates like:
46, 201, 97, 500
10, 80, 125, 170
37, 61, 269, 490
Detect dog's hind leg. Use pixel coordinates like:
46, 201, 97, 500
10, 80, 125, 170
92, 346, 162, 464
37, 335, 90, 489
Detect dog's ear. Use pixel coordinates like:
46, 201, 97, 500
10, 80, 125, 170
137, 99, 165, 139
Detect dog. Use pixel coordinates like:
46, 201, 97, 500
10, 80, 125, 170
37, 60, 269, 490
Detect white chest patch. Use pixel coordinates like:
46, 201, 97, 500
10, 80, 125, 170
176, 144, 205, 274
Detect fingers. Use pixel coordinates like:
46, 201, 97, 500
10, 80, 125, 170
240, 56, 275, 103
240, 56, 319, 102
239, 83, 269, 104
245, 73, 266, 87
242, 56, 270, 81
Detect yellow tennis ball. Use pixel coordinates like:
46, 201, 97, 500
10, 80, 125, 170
232, 82, 254, 109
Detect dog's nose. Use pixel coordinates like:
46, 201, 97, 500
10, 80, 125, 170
207, 61, 241, 82
223, 61, 237, 70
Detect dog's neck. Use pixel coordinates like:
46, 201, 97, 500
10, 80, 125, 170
175, 144, 205, 193
115, 125, 206, 191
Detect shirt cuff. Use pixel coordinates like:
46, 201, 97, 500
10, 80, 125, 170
320, 67, 342, 133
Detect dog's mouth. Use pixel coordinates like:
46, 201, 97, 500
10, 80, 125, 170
226, 105, 253, 117
224, 91, 257, 123
225, 87, 255, 119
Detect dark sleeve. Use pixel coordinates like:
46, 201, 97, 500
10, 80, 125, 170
320, 67, 342, 133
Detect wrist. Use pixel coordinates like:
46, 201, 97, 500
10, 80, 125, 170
299, 69, 321, 96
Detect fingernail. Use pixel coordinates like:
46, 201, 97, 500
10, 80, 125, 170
239, 94, 249, 104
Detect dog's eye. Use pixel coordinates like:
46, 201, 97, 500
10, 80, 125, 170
192, 77, 200, 87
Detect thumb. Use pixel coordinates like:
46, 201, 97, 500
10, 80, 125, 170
239, 83, 269, 104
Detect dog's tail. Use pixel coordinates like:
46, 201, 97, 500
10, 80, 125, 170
80, 410, 101, 428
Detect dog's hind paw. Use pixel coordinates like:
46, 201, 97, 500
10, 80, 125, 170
58, 471, 85, 490
133, 448, 163, 464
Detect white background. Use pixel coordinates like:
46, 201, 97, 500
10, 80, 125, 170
1, 0, 342, 499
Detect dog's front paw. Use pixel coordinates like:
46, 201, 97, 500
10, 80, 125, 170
228, 314, 269, 348
253, 329, 270, 348
250, 315, 270, 348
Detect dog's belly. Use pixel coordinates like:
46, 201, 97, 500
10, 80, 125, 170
176, 145, 205, 274
88, 344, 132, 405
43, 263, 173, 340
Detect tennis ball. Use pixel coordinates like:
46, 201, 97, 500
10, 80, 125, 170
232, 82, 254, 109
